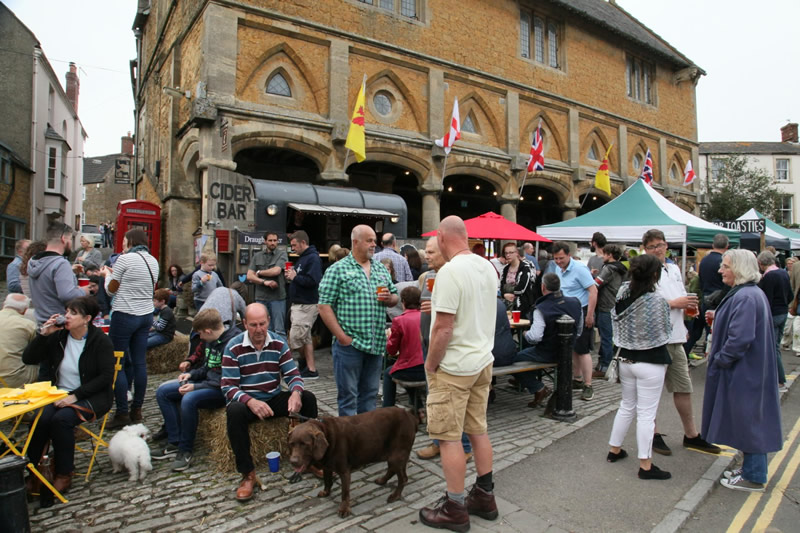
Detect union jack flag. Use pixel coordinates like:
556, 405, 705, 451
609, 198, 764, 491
640, 148, 654, 184
527, 119, 545, 173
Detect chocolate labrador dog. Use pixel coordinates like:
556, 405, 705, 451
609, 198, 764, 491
288, 407, 418, 517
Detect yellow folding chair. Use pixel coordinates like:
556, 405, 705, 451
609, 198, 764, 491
76, 350, 124, 481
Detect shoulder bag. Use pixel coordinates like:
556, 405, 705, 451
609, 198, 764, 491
604, 347, 622, 384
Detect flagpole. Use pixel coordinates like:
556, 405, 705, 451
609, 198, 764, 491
343, 148, 351, 174
579, 190, 590, 210
441, 152, 449, 183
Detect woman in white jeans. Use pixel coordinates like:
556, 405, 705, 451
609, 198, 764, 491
607, 254, 673, 480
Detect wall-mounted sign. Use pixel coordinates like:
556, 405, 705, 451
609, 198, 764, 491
206, 168, 255, 231
115, 159, 130, 183
712, 219, 766, 233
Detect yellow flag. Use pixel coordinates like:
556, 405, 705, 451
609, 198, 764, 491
345, 79, 366, 162
594, 144, 613, 195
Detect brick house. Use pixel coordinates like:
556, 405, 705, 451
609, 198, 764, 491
0, 2, 86, 276
131, 0, 704, 271
83, 134, 135, 231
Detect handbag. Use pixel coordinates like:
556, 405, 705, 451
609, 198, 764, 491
605, 347, 622, 383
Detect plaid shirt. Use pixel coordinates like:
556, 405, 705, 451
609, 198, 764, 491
318, 253, 397, 355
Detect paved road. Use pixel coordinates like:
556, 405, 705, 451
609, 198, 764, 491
680, 370, 800, 533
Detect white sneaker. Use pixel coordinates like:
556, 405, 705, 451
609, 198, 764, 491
720, 475, 765, 492
723, 468, 742, 480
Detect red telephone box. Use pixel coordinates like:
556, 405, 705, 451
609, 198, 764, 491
116, 200, 162, 261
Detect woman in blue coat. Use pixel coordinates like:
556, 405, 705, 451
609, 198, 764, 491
703, 249, 782, 492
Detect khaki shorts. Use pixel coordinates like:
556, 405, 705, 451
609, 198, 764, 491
289, 304, 319, 350
664, 343, 693, 394
425, 364, 493, 441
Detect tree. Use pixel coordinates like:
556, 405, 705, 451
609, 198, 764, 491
702, 155, 784, 222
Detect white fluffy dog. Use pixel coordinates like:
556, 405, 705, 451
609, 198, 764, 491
108, 423, 152, 481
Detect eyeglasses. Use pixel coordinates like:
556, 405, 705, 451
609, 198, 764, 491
644, 243, 667, 251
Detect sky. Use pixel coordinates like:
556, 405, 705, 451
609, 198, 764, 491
5, 0, 799, 157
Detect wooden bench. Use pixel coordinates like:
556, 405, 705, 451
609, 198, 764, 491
391, 361, 558, 411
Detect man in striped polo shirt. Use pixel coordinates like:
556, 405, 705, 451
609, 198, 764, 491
221, 303, 318, 501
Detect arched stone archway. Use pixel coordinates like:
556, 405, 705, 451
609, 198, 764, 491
577, 192, 608, 216
518, 185, 564, 229
234, 146, 319, 183
441, 174, 500, 220
346, 161, 423, 237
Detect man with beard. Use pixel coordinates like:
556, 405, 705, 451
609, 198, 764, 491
318, 225, 398, 415
247, 231, 288, 337
27, 222, 89, 325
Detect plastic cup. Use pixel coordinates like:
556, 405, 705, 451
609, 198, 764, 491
266, 451, 280, 473
100, 324, 110, 334
78, 278, 90, 287
512, 310, 521, 323
685, 293, 699, 318
376, 285, 386, 299
285, 262, 293, 270
426, 277, 435, 292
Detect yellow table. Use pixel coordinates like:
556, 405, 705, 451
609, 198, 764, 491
509, 318, 531, 349
0, 384, 69, 503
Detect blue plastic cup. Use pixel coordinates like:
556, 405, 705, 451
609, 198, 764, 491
266, 451, 280, 472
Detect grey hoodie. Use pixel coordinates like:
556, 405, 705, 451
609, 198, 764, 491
27, 251, 85, 325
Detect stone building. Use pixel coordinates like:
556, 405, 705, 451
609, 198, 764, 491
132, 0, 704, 272
83, 134, 135, 229
699, 123, 800, 226
0, 2, 85, 275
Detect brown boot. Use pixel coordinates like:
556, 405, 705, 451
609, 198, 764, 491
416, 443, 440, 460
106, 412, 131, 429
130, 407, 143, 423
52, 473, 73, 495
527, 386, 552, 408
419, 494, 470, 532
236, 471, 257, 501
466, 484, 498, 520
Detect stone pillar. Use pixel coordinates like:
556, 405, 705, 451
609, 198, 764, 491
617, 124, 629, 188
499, 198, 518, 223
420, 188, 442, 233
568, 108, 581, 183
506, 91, 520, 155
658, 137, 668, 186
562, 199, 580, 220
201, 4, 239, 104
329, 39, 350, 123
429, 69, 445, 138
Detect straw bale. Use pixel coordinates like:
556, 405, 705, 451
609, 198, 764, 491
195, 408, 290, 473
147, 332, 190, 374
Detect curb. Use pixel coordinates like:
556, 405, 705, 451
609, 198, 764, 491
651, 366, 798, 533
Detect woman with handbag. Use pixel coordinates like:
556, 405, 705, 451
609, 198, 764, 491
101, 229, 159, 428
22, 296, 115, 495
703, 250, 782, 492
607, 254, 673, 480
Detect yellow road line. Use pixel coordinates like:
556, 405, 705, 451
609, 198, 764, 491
752, 431, 800, 532
726, 414, 800, 533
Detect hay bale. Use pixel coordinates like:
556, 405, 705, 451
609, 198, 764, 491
195, 408, 290, 473
147, 332, 190, 374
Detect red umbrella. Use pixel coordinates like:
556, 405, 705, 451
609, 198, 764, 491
421, 212, 551, 242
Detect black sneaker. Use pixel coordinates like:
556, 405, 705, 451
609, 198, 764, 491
606, 449, 628, 463
301, 369, 319, 380
638, 464, 671, 480
171, 451, 192, 471
152, 443, 179, 460
683, 434, 721, 454
152, 425, 168, 442
572, 379, 585, 390
652, 433, 672, 456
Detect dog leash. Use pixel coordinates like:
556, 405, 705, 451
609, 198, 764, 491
288, 412, 325, 423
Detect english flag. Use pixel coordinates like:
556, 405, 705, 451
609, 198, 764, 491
344, 78, 366, 162
527, 119, 545, 173
640, 148, 654, 184
435, 97, 461, 154
683, 159, 696, 186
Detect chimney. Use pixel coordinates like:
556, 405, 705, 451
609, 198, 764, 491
781, 123, 798, 143
65, 62, 79, 113
121, 132, 134, 155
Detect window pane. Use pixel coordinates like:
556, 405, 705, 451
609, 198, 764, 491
633, 61, 640, 100
644, 65, 651, 104
588, 144, 598, 161
266, 73, 291, 97
711, 159, 724, 179
400, 0, 416, 17
547, 22, 558, 67
373, 91, 392, 116
379, 0, 393, 10
626, 58, 632, 97
520, 13, 530, 58
359, 0, 374, 5
533, 17, 544, 63
633, 154, 642, 170
670, 166, 677, 181
777, 159, 789, 181
47, 147, 57, 189
462, 114, 476, 134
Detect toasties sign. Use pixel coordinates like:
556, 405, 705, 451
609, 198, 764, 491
206, 168, 256, 230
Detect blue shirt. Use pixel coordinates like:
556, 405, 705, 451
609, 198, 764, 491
6, 255, 22, 294
555, 259, 594, 307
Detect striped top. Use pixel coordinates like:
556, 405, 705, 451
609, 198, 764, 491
108, 251, 158, 316
221, 330, 303, 405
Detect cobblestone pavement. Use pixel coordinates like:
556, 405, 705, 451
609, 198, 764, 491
19, 345, 627, 533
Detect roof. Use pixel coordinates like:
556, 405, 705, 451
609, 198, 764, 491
537, 179, 739, 246
83, 153, 120, 184
546, 0, 701, 71
700, 142, 800, 156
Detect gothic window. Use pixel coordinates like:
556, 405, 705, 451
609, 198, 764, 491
373, 91, 392, 116
633, 153, 643, 171
462, 113, 477, 134
588, 144, 598, 161
520, 10, 561, 69
266, 72, 291, 97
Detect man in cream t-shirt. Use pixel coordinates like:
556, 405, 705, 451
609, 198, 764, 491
419, 216, 499, 532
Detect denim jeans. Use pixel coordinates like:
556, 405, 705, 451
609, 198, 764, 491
110, 311, 153, 413
147, 331, 171, 349
331, 340, 382, 416
742, 452, 768, 484
772, 313, 787, 384
596, 310, 614, 369
260, 299, 286, 336
382, 364, 426, 407
422, 337, 472, 453
512, 346, 557, 394
156, 379, 226, 453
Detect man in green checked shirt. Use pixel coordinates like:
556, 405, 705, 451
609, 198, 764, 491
318, 225, 399, 416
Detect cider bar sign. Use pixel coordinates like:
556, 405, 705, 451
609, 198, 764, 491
207, 168, 255, 231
